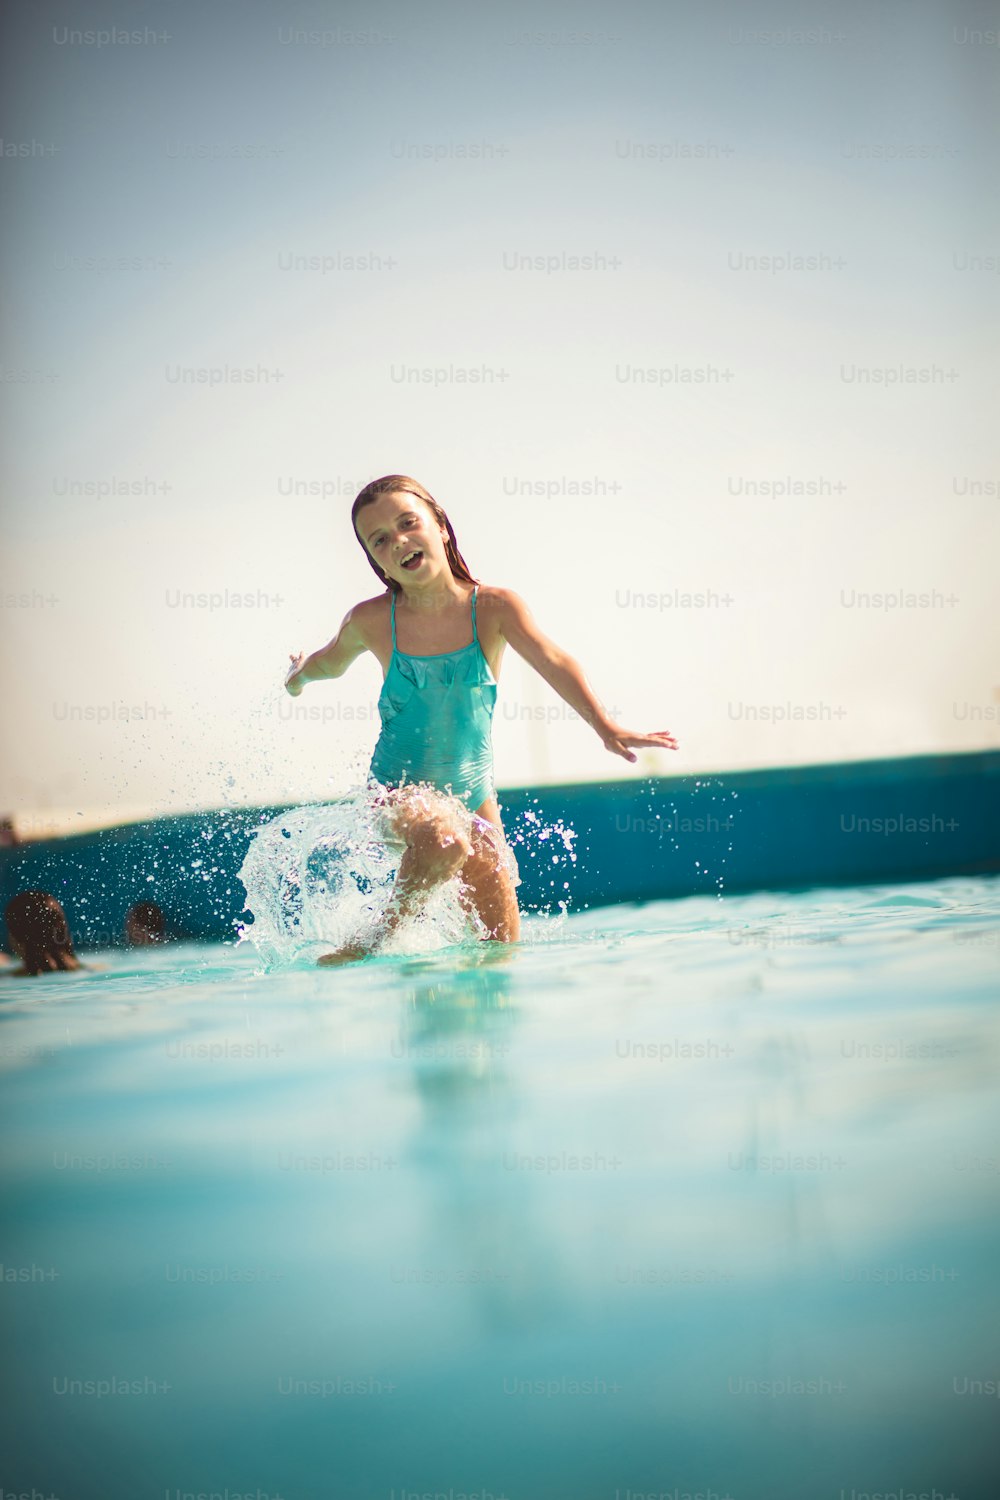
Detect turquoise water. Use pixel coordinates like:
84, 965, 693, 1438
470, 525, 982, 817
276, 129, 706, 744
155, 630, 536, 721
2, 875, 999, 1500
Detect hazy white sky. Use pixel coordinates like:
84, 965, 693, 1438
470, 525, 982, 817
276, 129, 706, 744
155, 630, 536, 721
1, 0, 998, 831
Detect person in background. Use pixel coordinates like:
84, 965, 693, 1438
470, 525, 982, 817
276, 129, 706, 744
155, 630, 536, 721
124, 901, 167, 946
2, 890, 88, 976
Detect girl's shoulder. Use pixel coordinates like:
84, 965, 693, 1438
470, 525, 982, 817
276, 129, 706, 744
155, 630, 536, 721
475, 584, 531, 622
472, 586, 535, 651
474, 583, 520, 610
348, 589, 391, 623
351, 590, 392, 615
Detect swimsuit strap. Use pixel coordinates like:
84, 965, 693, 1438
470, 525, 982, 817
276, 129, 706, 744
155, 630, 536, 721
390, 590, 397, 651
471, 584, 480, 646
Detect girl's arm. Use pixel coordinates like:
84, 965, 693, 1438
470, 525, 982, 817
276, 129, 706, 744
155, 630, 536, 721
285, 607, 368, 696
496, 589, 678, 763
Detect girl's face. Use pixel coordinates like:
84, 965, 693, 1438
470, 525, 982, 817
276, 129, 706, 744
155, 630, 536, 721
358, 492, 448, 585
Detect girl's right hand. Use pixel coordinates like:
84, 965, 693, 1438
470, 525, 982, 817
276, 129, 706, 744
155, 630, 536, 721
285, 651, 305, 696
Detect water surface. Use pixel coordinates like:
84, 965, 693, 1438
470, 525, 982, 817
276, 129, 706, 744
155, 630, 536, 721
2, 875, 999, 1499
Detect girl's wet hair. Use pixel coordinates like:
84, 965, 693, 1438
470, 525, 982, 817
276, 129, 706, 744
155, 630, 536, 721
4, 889, 81, 975
351, 475, 478, 594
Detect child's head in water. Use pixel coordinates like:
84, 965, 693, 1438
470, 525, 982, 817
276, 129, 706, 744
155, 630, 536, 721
125, 901, 166, 945
352, 476, 478, 594
4, 890, 83, 975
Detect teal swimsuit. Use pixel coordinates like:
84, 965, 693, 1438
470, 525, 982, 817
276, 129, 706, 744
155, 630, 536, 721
369, 585, 497, 811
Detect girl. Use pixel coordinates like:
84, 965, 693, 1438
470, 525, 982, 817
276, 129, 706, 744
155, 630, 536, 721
284, 475, 678, 964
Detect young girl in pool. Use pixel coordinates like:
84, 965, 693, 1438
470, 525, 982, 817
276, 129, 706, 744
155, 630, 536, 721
284, 475, 678, 964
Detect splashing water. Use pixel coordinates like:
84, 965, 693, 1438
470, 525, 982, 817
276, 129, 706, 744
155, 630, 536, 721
236, 782, 530, 968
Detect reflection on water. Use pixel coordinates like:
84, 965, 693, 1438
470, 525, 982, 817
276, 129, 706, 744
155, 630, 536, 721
1, 875, 999, 1499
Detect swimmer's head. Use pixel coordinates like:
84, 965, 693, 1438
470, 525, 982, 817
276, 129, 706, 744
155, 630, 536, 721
125, 901, 166, 945
352, 476, 477, 594
5, 889, 82, 975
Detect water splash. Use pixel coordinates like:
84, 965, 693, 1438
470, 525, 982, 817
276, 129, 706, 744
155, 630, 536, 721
638, 776, 740, 900
236, 783, 540, 968
506, 802, 577, 914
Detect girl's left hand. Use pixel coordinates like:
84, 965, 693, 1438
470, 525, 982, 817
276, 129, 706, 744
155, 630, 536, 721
599, 723, 678, 763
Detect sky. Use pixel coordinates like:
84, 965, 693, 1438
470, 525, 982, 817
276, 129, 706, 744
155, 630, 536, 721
1, 0, 998, 833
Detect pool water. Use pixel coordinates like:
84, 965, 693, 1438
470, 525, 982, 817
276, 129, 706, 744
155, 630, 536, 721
2, 874, 999, 1500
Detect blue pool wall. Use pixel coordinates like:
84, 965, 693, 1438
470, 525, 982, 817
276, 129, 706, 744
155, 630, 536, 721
1, 751, 997, 948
